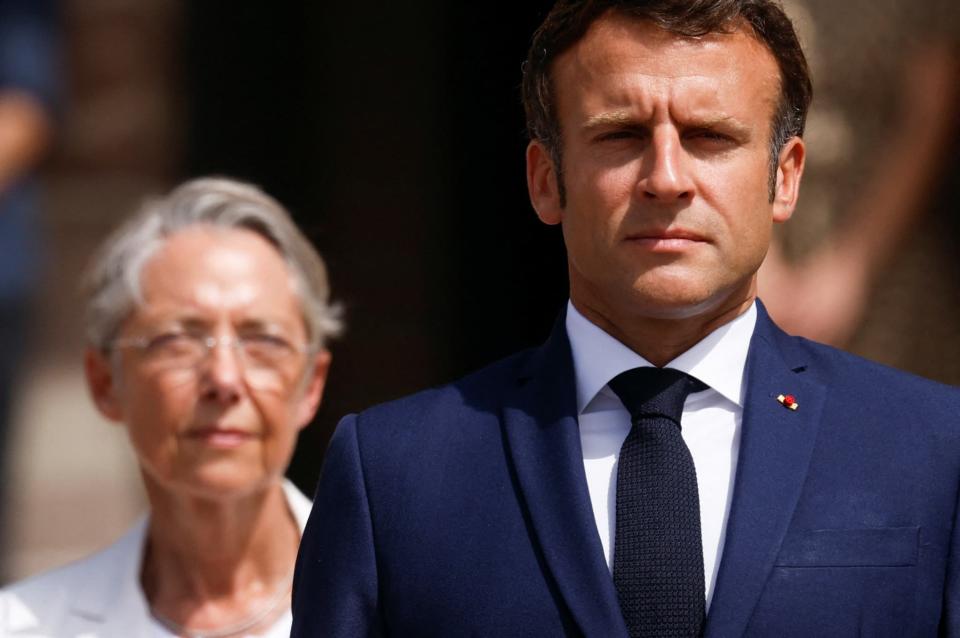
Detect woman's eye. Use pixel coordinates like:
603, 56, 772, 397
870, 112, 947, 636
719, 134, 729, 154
146, 332, 193, 352
243, 333, 294, 351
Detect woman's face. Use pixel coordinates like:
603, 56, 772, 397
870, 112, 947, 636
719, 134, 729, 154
85, 226, 330, 500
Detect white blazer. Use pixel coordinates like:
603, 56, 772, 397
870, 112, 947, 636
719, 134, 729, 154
0, 480, 312, 637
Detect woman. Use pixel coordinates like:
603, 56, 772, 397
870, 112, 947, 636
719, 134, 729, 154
0, 177, 341, 637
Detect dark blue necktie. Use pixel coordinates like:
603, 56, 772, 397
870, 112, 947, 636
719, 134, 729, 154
608, 367, 707, 638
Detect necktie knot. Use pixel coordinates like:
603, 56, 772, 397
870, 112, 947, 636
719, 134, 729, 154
608, 367, 706, 426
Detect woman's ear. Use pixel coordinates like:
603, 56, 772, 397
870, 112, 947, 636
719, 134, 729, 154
85, 347, 124, 422
294, 349, 332, 429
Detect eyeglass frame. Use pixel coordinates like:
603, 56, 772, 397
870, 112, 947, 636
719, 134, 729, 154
110, 330, 315, 377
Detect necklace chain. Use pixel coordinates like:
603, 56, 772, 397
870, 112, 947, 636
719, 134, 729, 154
150, 568, 294, 638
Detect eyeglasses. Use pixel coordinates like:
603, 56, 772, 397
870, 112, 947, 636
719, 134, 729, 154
112, 331, 312, 390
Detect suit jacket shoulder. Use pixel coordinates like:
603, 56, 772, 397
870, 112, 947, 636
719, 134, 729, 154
757, 315, 960, 440
361, 345, 535, 419
345, 344, 541, 458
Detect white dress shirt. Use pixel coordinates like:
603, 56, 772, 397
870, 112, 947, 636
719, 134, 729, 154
566, 300, 756, 609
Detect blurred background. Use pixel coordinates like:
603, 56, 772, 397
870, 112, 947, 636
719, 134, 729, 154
0, 0, 957, 582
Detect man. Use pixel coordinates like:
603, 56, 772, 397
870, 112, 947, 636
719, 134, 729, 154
292, 1, 960, 636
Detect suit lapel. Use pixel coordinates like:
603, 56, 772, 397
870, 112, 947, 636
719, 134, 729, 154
502, 315, 629, 638
704, 307, 827, 637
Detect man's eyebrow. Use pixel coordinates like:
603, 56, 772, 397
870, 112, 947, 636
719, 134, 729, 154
683, 114, 749, 132
581, 111, 750, 135
686, 114, 732, 126
582, 111, 644, 130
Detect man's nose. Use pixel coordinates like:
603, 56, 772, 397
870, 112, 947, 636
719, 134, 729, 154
200, 337, 243, 403
638, 128, 694, 202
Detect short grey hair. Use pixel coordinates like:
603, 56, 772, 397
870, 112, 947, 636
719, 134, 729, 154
83, 177, 343, 351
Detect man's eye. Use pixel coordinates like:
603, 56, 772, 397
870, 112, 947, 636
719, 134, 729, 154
598, 130, 641, 142
687, 129, 730, 142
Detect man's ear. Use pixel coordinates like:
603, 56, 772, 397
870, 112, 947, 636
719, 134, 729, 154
84, 347, 124, 423
772, 136, 806, 224
294, 349, 331, 430
526, 140, 563, 225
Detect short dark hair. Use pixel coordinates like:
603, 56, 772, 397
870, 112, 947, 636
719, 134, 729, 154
521, 0, 813, 203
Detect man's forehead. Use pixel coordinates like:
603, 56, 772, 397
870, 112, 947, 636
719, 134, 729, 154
552, 13, 781, 119
562, 13, 776, 76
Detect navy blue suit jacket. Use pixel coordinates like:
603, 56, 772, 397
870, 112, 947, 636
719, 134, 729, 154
292, 305, 960, 636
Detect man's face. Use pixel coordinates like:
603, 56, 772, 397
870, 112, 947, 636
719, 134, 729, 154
86, 226, 329, 500
527, 13, 804, 323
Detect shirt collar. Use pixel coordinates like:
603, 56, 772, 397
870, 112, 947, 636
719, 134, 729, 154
565, 299, 756, 414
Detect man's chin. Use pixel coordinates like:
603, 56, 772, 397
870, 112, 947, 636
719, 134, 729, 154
624, 283, 753, 322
